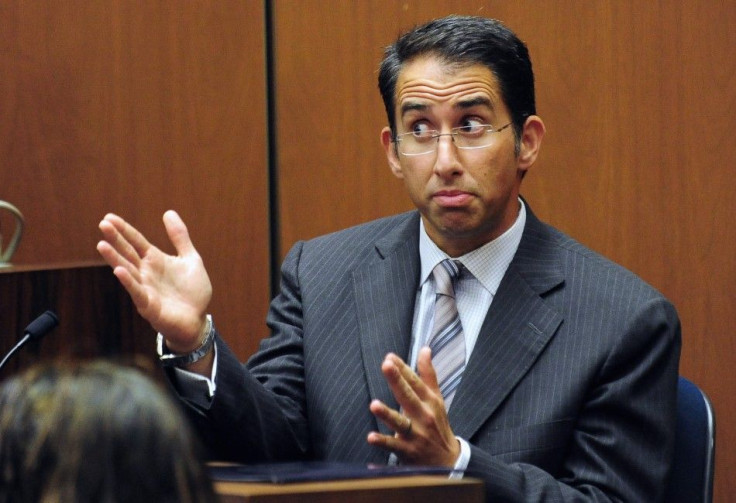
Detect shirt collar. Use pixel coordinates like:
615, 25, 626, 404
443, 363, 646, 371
418, 198, 526, 295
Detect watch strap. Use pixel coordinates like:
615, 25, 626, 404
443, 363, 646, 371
157, 315, 215, 368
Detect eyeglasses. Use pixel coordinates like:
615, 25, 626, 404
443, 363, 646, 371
393, 122, 512, 156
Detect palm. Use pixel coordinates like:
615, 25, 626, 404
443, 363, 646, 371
136, 242, 211, 340
97, 211, 212, 347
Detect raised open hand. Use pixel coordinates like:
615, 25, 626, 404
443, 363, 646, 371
367, 348, 460, 467
97, 210, 212, 352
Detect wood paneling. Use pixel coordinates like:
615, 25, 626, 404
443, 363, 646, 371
271, 1, 414, 251
0, 1, 270, 357
273, 2, 735, 501
2, 1, 734, 500
0, 263, 155, 382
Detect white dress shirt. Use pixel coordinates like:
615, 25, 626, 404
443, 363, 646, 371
399, 199, 526, 475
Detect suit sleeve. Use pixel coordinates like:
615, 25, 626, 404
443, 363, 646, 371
466, 297, 681, 502
173, 241, 313, 463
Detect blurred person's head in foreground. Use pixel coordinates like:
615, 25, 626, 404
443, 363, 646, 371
0, 359, 217, 503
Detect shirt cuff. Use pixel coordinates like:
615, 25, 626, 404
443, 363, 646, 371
450, 436, 471, 479
171, 340, 219, 408
388, 436, 469, 478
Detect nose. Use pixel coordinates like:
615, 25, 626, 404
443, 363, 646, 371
433, 134, 462, 177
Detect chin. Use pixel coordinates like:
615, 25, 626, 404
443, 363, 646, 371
437, 221, 481, 240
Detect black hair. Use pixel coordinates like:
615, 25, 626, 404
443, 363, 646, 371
378, 15, 536, 147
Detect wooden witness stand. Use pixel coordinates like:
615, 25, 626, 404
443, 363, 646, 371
214, 475, 484, 502
0, 262, 156, 381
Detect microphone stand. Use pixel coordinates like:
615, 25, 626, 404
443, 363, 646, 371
0, 310, 59, 374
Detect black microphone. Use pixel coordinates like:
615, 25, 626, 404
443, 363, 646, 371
0, 310, 59, 374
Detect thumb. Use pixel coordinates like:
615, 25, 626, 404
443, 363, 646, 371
162, 210, 196, 257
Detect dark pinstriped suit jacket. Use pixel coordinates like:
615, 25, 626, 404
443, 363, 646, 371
183, 203, 681, 502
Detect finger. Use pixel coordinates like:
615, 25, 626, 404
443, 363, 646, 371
96, 237, 121, 268
96, 236, 142, 285
387, 353, 424, 390
381, 356, 421, 412
384, 353, 436, 409
416, 346, 441, 394
111, 264, 152, 313
367, 430, 407, 454
99, 214, 151, 266
103, 213, 153, 259
369, 399, 413, 436
98, 219, 134, 263
162, 210, 197, 257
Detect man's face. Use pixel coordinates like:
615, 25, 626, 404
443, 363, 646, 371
381, 56, 543, 257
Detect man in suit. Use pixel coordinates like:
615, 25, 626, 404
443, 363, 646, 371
97, 16, 680, 502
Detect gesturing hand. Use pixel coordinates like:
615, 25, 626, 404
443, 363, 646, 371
367, 347, 460, 467
97, 210, 212, 353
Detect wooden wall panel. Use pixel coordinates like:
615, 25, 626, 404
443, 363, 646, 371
273, 1, 735, 501
272, 1, 414, 252
0, 1, 270, 357
0, 263, 156, 383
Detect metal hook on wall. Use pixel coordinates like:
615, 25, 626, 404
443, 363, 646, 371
0, 200, 25, 266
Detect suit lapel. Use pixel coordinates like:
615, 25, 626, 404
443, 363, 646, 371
348, 206, 566, 440
353, 213, 420, 436
449, 207, 565, 438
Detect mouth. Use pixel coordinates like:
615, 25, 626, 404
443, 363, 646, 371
432, 190, 473, 208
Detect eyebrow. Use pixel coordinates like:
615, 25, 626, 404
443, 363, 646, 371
400, 102, 429, 116
399, 96, 495, 117
455, 96, 494, 110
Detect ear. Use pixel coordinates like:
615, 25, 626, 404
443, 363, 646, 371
517, 115, 545, 173
381, 127, 404, 179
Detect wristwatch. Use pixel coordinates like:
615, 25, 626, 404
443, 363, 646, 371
157, 315, 215, 367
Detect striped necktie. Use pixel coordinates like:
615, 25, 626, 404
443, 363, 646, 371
428, 259, 466, 410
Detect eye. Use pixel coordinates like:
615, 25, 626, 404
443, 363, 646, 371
410, 122, 434, 139
457, 118, 488, 136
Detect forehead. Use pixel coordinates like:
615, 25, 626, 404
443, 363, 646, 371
395, 56, 503, 112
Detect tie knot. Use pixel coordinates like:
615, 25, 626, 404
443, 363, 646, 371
433, 259, 462, 297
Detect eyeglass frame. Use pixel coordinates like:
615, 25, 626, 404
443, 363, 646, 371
392, 122, 513, 156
